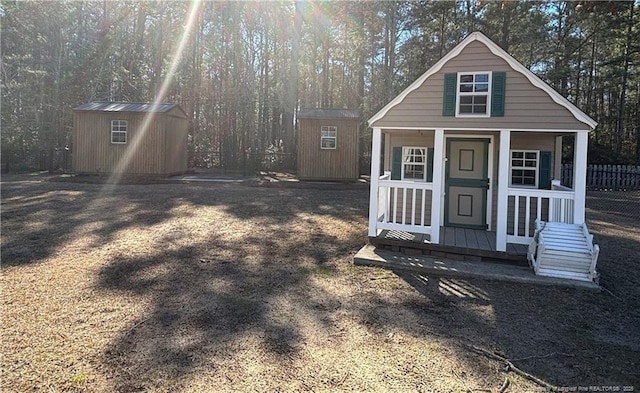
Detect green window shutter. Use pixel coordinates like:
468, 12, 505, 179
426, 147, 434, 182
538, 151, 552, 189
391, 146, 402, 180
443, 73, 457, 116
491, 71, 506, 117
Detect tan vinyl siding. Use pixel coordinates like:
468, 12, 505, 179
383, 130, 435, 171
510, 132, 556, 153
72, 108, 188, 175
372, 41, 588, 131
297, 118, 359, 180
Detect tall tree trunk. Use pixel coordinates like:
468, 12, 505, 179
586, 40, 596, 114
635, 83, 640, 163
500, 1, 512, 51
321, 41, 330, 107
616, 0, 634, 155
383, 2, 397, 104
575, 47, 582, 107
283, 1, 302, 168
439, 5, 446, 57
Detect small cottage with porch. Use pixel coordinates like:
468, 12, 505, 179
366, 32, 599, 283
72, 101, 188, 176
297, 109, 360, 181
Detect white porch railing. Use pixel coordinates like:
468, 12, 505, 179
549, 180, 575, 223
507, 183, 575, 245
376, 172, 433, 235
377, 172, 391, 222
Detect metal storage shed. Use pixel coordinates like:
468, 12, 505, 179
297, 109, 360, 181
72, 101, 188, 176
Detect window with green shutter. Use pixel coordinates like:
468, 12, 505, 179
443, 71, 506, 117
392, 146, 434, 182
508, 150, 552, 189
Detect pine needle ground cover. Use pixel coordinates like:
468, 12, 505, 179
1, 174, 638, 392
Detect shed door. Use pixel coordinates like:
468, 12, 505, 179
445, 138, 489, 229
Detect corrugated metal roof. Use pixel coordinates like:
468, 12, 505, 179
73, 101, 179, 113
298, 108, 360, 119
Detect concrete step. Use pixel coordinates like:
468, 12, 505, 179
354, 244, 600, 290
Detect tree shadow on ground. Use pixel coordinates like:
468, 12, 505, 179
373, 190, 640, 389
4, 177, 638, 390
395, 272, 639, 386
1, 176, 367, 268
96, 224, 364, 391
1, 179, 185, 267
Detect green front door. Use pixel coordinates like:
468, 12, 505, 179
445, 138, 489, 229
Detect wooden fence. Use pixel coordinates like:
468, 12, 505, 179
562, 164, 640, 189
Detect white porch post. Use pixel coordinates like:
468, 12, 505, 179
496, 129, 511, 252
430, 129, 445, 244
368, 127, 382, 237
573, 131, 589, 225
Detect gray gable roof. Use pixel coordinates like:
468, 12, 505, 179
74, 101, 180, 113
298, 108, 360, 119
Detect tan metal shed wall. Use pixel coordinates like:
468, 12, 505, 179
73, 111, 183, 175
164, 108, 189, 175
372, 41, 588, 131
297, 118, 359, 180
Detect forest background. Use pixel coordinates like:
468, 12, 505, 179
1, 0, 638, 173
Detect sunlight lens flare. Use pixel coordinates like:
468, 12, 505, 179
104, 0, 201, 189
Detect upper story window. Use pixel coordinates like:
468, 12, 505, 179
321, 126, 337, 149
402, 147, 427, 181
457, 72, 491, 117
443, 71, 505, 117
111, 120, 128, 144
510, 150, 539, 187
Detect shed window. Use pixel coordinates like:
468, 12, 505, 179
111, 120, 127, 144
456, 72, 491, 117
402, 147, 427, 181
510, 150, 538, 187
321, 126, 337, 149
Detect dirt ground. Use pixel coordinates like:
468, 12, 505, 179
1, 173, 639, 392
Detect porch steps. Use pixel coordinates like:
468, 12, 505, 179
354, 244, 600, 290
527, 221, 599, 283
370, 229, 529, 266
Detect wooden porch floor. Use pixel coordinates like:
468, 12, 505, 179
370, 227, 529, 265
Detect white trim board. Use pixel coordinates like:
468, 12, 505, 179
372, 127, 591, 134
368, 31, 597, 130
